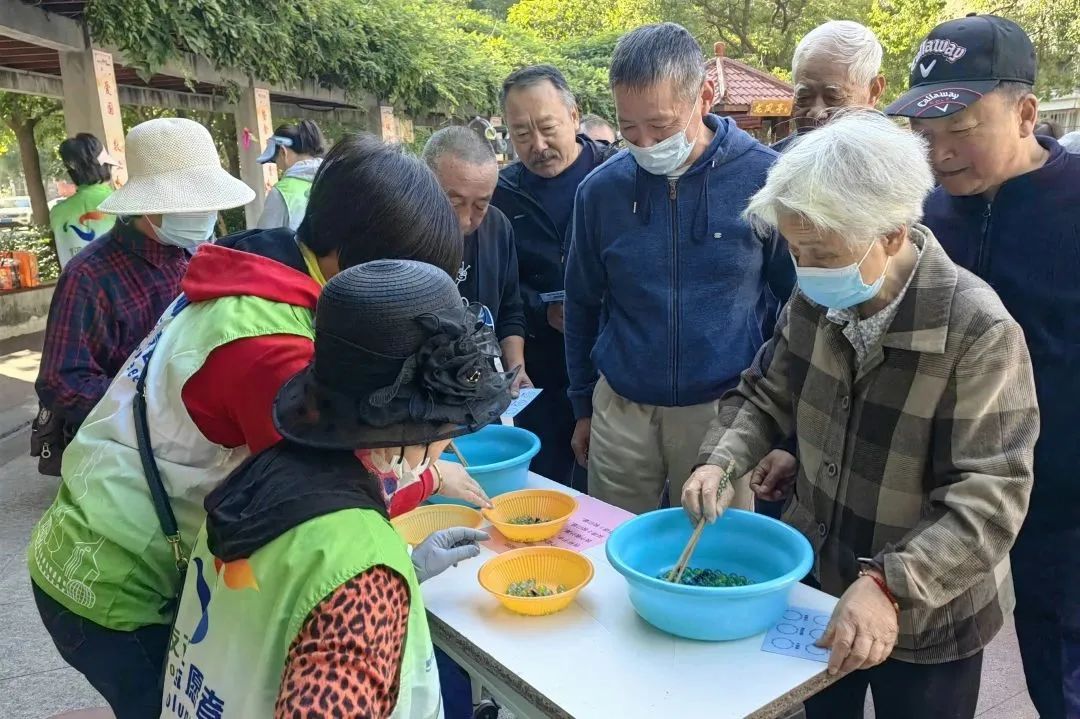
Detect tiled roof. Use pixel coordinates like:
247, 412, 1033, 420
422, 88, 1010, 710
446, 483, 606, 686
705, 53, 793, 108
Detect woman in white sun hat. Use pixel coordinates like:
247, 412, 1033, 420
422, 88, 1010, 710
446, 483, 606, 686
30, 117, 252, 716
35, 118, 254, 474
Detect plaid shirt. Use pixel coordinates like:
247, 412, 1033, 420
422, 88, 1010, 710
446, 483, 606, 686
698, 227, 1039, 663
35, 220, 188, 425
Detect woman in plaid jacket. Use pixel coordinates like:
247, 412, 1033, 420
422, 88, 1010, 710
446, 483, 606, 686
683, 111, 1039, 719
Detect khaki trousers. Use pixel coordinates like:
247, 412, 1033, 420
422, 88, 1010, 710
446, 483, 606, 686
588, 376, 752, 515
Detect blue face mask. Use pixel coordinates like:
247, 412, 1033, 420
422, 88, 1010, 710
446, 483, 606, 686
794, 240, 890, 310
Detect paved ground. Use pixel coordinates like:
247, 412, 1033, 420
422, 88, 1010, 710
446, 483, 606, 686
0, 333, 1040, 718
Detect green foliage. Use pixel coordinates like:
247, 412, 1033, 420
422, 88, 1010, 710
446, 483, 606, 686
83, 0, 647, 119
676, 0, 873, 75
507, 0, 659, 41
0, 225, 60, 283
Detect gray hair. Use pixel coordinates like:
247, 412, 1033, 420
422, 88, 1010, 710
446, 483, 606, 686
609, 23, 706, 102
580, 114, 614, 133
792, 21, 883, 89
1059, 131, 1080, 153
744, 110, 934, 246
421, 126, 496, 171
501, 65, 577, 113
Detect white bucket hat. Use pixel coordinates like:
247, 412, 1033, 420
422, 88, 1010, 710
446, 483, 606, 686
98, 117, 255, 215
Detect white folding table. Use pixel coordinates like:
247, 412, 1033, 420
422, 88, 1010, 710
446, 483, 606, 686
421, 473, 839, 719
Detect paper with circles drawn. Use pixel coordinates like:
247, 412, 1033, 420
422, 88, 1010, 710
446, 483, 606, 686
760, 606, 832, 664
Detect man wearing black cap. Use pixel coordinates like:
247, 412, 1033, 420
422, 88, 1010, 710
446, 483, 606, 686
888, 15, 1080, 718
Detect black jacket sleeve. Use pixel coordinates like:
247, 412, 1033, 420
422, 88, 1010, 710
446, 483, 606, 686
497, 218, 527, 341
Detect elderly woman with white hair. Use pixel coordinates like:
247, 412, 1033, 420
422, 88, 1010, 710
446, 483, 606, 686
682, 111, 1039, 719
773, 21, 886, 151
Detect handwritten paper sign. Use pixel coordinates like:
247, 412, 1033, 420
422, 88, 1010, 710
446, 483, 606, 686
760, 607, 832, 664
502, 388, 541, 419
483, 494, 633, 554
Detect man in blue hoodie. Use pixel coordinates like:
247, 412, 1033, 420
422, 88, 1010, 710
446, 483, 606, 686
887, 15, 1080, 718
564, 23, 795, 514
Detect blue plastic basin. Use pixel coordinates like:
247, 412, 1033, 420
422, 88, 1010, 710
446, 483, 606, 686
428, 425, 541, 506
606, 508, 814, 641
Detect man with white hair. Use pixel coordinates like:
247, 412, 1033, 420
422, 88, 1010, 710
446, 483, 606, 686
683, 110, 1038, 718
564, 23, 794, 514
773, 20, 886, 151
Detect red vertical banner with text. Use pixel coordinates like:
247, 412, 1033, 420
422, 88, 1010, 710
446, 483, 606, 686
92, 50, 127, 187
254, 88, 278, 195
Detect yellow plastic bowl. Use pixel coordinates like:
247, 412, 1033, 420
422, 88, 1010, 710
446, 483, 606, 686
478, 546, 594, 616
482, 489, 578, 543
391, 505, 483, 546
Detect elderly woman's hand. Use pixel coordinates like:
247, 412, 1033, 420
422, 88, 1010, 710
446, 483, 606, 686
434, 460, 492, 508
681, 464, 736, 524
817, 571, 899, 676
749, 449, 797, 502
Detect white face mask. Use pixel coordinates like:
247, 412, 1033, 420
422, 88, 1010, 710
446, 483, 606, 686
356, 449, 431, 506
151, 212, 218, 250
624, 108, 698, 176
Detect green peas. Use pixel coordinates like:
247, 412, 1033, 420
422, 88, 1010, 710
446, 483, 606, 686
506, 579, 568, 597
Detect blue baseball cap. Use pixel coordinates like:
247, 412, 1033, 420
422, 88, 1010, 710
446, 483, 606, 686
256, 135, 294, 164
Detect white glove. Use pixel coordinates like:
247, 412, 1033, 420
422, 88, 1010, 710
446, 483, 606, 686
412, 527, 489, 583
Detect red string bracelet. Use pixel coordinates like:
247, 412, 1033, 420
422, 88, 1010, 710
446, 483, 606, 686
859, 567, 900, 616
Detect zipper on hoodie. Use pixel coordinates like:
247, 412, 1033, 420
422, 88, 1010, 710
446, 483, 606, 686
975, 202, 993, 276
669, 178, 680, 406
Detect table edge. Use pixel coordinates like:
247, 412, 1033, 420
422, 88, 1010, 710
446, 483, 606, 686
743, 669, 838, 719
427, 609, 573, 719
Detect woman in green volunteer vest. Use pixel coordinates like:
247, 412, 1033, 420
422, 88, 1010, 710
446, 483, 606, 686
163, 259, 512, 718
49, 133, 119, 268
255, 120, 326, 231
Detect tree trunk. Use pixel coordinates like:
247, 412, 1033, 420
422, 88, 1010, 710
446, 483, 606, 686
11, 118, 50, 227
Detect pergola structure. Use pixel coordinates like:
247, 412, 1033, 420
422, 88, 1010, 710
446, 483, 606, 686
0, 0, 408, 226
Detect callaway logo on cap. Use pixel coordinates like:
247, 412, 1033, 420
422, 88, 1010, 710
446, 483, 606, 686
885, 14, 1036, 118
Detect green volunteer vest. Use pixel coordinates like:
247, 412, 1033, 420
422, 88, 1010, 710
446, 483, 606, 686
29, 293, 315, 631
274, 176, 313, 231
49, 183, 116, 268
163, 509, 442, 719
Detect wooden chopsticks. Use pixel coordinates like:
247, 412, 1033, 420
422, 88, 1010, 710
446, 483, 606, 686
448, 441, 469, 467
668, 517, 707, 584
667, 462, 733, 584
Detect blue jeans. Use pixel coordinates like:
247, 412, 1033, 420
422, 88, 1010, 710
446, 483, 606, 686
33, 582, 169, 719
1012, 526, 1080, 719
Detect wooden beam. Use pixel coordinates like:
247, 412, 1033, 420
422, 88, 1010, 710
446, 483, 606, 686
0, 0, 85, 51
0, 66, 62, 97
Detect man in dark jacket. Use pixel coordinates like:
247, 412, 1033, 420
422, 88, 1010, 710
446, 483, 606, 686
887, 15, 1080, 718
424, 126, 531, 395
491, 64, 615, 486
564, 23, 795, 514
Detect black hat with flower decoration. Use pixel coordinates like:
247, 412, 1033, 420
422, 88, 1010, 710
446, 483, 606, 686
272, 259, 514, 450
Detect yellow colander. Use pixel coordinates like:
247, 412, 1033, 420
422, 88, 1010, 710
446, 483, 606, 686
391, 504, 483, 546
478, 546, 594, 616
482, 489, 578, 543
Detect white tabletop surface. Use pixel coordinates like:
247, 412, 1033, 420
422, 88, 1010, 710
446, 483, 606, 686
421, 474, 839, 719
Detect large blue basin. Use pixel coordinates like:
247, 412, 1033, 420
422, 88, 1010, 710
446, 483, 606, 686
429, 424, 541, 506
606, 508, 814, 641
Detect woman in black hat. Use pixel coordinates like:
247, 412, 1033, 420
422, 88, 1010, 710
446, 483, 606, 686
161, 260, 513, 719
